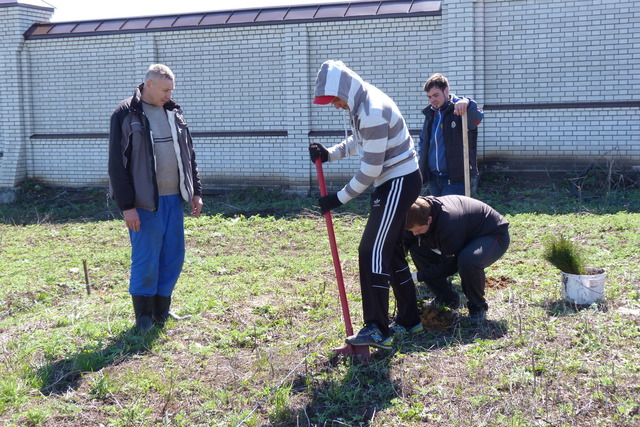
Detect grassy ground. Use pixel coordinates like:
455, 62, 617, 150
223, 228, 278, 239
0, 171, 639, 426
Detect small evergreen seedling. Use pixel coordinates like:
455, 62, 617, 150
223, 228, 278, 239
542, 234, 586, 275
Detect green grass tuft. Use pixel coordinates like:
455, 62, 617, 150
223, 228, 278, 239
542, 234, 586, 275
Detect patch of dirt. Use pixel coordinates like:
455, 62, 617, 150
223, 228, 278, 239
485, 275, 515, 290
418, 303, 459, 331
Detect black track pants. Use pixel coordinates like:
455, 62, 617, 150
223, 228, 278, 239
458, 230, 511, 312
358, 170, 422, 336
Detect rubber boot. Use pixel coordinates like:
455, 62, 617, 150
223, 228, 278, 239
131, 295, 154, 333
153, 295, 192, 326
153, 295, 172, 327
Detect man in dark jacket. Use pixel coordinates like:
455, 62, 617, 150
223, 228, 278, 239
405, 196, 510, 324
108, 64, 203, 333
418, 73, 483, 196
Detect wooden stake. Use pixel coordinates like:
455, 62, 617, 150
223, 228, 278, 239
462, 111, 471, 197
83, 260, 91, 295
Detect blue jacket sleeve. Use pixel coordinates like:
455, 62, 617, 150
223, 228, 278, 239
465, 98, 484, 130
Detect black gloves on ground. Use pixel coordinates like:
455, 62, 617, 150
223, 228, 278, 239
318, 193, 342, 214
309, 142, 329, 163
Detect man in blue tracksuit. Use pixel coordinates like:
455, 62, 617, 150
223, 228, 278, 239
108, 64, 203, 333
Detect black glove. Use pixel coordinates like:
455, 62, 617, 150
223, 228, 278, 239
318, 193, 343, 214
309, 143, 329, 163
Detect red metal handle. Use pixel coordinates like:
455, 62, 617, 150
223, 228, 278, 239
314, 158, 354, 337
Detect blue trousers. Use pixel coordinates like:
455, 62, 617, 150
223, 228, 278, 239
129, 194, 185, 297
427, 171, 478, 197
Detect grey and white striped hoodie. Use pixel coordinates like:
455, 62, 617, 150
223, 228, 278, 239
314, 60, 419, 204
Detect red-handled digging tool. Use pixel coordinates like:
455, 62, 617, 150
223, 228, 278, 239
314, 158, 371, 362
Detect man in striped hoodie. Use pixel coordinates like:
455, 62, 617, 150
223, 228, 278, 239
309, 60, 422, 350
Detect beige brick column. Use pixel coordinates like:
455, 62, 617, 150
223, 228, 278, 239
0, 1, 53, 203
441, 0, 484, 99
283, 24, 313, 192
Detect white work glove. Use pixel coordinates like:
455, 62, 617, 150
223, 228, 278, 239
411, 271, 418, 283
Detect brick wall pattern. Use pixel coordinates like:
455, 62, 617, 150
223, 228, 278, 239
0, 0, 638, 193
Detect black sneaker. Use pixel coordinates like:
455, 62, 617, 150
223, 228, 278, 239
468, 309, 487, 325
345, 324, 392, 350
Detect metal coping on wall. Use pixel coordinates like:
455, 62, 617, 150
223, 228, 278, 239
193, 131, 288, 137
23, 0, 441, 39
29, 131, 289, 139
31, 130, 420, 139
483, 101, 640, 110
309, 130, 422, 137
27, 100, 638, 140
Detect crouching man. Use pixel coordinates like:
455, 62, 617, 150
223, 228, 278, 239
406, 196, 510, 324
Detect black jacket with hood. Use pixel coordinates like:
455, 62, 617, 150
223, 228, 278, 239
108, 84, 202, 212
415, 195, 509, 282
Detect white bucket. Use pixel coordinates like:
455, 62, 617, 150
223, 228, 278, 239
561, 267, 605, 305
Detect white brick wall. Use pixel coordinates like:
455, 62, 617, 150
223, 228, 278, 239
482, 0, 640, 167
27, 35, 136, 134
0, 0, 638, 193
483, 109, 640, 170
484, 0, 640, 102
0, 4, 54, 189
